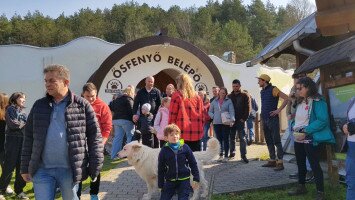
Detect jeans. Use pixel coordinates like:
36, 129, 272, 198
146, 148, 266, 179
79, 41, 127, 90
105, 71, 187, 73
0, 135, 26, 194
214, 124, 231, 157
201, 123, 211, 151
230, 121, 247, 157
294, 142, 324, 192
33, 168, 79, 200
263, 117, 283, 160
160, 180, 190, 200
346, 141, 355, 200
246, 117, 254, 140
111, 119, 135, 159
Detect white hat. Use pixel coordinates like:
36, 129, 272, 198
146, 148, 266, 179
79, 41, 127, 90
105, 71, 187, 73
141, 103, 151, 112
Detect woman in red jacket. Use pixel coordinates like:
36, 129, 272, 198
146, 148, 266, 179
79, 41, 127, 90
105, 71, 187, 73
169, 74, 204, 152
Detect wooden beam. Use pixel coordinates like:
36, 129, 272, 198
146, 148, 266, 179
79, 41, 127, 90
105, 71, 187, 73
345, 0, 355, 4
350, 22, 355, 32
318, 24, 351, 36
315, 0, 331, 11
316, 4, 355, 28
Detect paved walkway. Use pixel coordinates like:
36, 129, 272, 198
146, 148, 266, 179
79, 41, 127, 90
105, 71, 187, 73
81, 144, 298, 200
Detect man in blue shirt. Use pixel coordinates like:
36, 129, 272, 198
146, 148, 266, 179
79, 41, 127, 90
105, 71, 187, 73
21, 64, 103, 200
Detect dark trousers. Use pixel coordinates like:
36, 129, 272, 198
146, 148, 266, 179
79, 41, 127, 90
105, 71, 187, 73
184, 141, 200, 152
77, 173, 101, 198
160, 180, 190, 200
0, 132, 4, 170
230, 121, 247, 157
214, 124, 231, 157
263, 117, 283, 160
142, 132, 159, 148
0, 135, 26, 194
294, 142, 324, 192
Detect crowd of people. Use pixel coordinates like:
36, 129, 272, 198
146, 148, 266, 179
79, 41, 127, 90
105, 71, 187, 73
0, 64, 353, 200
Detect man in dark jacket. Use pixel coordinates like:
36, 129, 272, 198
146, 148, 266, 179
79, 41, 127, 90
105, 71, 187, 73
20, 65, 103, 200
133, 76, 161, 148
228, 79, 250, 163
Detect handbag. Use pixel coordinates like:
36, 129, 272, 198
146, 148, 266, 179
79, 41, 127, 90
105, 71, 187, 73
293, 131, 306, 142
218, 100, 232, 125
221, 111, 232, 125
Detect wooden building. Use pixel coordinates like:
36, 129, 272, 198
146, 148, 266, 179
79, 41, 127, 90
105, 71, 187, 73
248, 0, 355, 184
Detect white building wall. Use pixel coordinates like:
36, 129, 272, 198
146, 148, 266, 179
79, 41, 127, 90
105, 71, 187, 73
0, 37, 122, 109
0, 37, 293, 113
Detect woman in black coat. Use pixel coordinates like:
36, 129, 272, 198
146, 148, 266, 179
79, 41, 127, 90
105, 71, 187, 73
0, 92, 28, 199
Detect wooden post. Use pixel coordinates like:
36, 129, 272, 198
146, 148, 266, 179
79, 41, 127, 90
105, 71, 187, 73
259, 115, 265, 143
327, 144, 339, 186
255, 113, 260, 143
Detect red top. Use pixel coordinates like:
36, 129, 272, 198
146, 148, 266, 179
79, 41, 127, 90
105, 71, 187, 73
169, 91, 204, 141
91, 97, 112, 139
203, 102, 211, 123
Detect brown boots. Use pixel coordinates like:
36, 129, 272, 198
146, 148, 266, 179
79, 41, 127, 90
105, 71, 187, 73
261, 160, 284, 171
274, 160, 284, 171
261, 160, 276, 167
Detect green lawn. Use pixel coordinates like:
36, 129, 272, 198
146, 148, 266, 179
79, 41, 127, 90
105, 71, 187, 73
1, 155, 123, 200
212, 180, 347, 200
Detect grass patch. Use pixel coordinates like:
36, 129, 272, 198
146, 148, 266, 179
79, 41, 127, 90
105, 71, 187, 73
212, 180, 346, 200
1, 155, 123, 200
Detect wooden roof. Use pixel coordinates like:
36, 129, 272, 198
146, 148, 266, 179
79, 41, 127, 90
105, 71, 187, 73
294, 35, 355, 75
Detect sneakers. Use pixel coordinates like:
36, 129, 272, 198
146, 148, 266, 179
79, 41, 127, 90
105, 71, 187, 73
274, 160, 284, 171
16, 192, 29, 200
217, 156, 224, 162
228, 153, 235, 160
241, 156, 249, 163
111, 156, 121, 161
288, 184, 308, 196
90, 194, 100, 200
261, 160, 276, 167
305, 171, 315, 183
5, 187, 14, 195
221, 157, 229, 163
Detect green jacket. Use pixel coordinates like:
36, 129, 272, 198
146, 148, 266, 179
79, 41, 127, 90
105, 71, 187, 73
304, 97, 336, 146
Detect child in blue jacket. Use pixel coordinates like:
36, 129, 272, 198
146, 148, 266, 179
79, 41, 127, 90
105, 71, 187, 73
158, 124, 199, 200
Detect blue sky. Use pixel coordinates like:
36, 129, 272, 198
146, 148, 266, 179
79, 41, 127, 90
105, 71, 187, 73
0, 0, 292, 18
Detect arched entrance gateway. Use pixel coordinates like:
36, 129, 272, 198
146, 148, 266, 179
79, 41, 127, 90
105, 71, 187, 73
88, 35, 224, 102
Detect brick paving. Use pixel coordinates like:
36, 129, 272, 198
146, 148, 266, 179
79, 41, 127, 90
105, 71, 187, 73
81, 144, 298, 200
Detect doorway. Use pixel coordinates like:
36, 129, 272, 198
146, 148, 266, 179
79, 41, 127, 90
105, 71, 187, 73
136, 68, 180, 93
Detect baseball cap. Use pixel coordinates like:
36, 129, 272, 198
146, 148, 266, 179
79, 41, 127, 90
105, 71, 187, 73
256, 74, 271, 82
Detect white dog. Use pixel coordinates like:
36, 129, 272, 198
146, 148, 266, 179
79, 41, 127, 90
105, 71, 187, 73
118, 138, 220, 200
